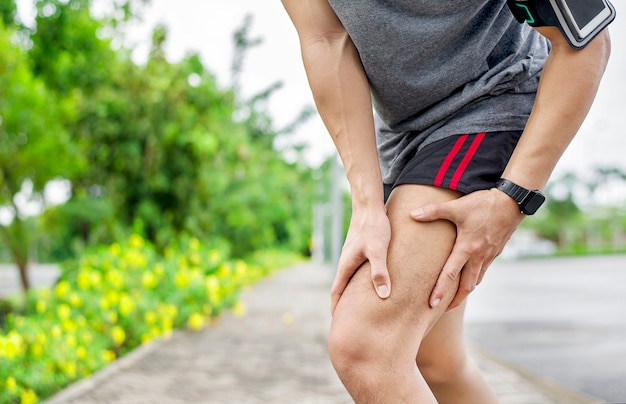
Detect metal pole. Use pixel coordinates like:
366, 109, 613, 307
330, 153, 344, 270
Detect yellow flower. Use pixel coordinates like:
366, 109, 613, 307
77, 270, 91, 290
55, 280, 71, 298
111, 326, 126, 346
177, 256, 189, 270
75, 315, 87, 328
106, 270, 124, 289
5, 376, 17, 392
37, 288, 51, 299
187, 313, 205, 331
90, 270, 103, 287
233, 302, 247, 318
189, 253, 201, 267
205, 276, 220, 303
124, 250, 147, 268
150, 325, 162, 338
106, 311, 118, 324
175, 270, 190, 288
36, 333, 47, 345
30, 343, 44, 359
62, 361, 77, 378
108, 243, 121, 256
141, 271, 158, 289
1, 331, 24, 360
154, 263, 165, 277
161, 319, 173, 335
216, 263, 231, 278
208, 249, 221, 265
102, 350, 116, 363
57, 304, 72, 320
80, 330, 94, 345
62, 319, 77, 333
69, 292, 83, 308
144, 311, 157, 325
235, 260, 248, 277
129, 234, 144, 249
118, 294, 135, 316
20, 389, 37, 404
66, 334, 77, 348
77, 346, 87, 360
189, 237, 201, 251
282, 312, 294, 325
167, 304, 178, 318
35, 299, 47, 314
51, 325, 62, 339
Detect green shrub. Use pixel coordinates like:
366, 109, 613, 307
0, 235, 300, 403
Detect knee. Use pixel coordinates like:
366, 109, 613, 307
328, 323, 369, 382
328, 321, 390, 391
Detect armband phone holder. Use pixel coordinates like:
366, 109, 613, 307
507, 0, 616, 49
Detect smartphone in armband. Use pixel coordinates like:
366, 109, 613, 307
507, 0, 616, 49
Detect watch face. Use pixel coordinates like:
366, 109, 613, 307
522, 191, 546, 215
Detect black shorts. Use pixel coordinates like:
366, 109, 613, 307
384, 131, 523, 202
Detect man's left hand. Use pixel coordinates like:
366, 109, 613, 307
411, 188, 525, 311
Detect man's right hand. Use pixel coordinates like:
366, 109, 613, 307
331, 207, 392, 315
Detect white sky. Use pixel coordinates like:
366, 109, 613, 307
14, 0, 626, 200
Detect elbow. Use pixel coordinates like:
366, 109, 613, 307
301, 29, 350, 54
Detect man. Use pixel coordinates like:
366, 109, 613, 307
281, 0, 611, 402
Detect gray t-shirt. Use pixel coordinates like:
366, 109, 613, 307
327, 0, 550, 184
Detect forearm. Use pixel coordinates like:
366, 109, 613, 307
301, 35, 384, 209
502, 29, 611, 189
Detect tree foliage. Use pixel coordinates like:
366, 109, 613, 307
1, 0, 317, 292
0, 16, 79, 289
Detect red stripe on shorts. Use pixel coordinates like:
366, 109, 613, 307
434, 134, 468, 187
449, 132, 486, 190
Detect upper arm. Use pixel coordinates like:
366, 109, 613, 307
533, 25, 611, 57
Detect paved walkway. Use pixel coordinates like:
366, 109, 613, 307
42, 263, 600, 404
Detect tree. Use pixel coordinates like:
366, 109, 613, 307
27, 6, 316, 259
0, 0, 16, 25
0, 18, 79, 291
524, 172, 585, 248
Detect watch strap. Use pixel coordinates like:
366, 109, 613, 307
495, 178, 530, 203
494, 178, 545, 215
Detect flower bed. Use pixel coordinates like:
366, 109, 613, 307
0, 235, 300, 403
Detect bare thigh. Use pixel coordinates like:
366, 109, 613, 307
330, 184, 463, 365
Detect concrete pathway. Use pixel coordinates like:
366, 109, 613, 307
465, 255, 626, 403
0, 264, 60, 298
41, 262, 600, 404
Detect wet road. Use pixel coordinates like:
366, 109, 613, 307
465, 255, 626, 403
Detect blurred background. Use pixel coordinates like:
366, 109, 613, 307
1, 0, 624, 403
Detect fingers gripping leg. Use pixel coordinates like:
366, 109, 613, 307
328, 185, 462, 402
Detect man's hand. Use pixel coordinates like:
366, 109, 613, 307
411, 188, 525, 311
331, 208, 392, 314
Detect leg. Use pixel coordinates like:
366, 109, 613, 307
417, 301, 499, 404
328, 184, 463, 403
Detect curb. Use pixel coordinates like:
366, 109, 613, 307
471, 344, 603, 404
42, 334, 175, 404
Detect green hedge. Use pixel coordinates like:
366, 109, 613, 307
0, 235, 300, 403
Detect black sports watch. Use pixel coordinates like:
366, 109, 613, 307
494, 178, 546, 215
